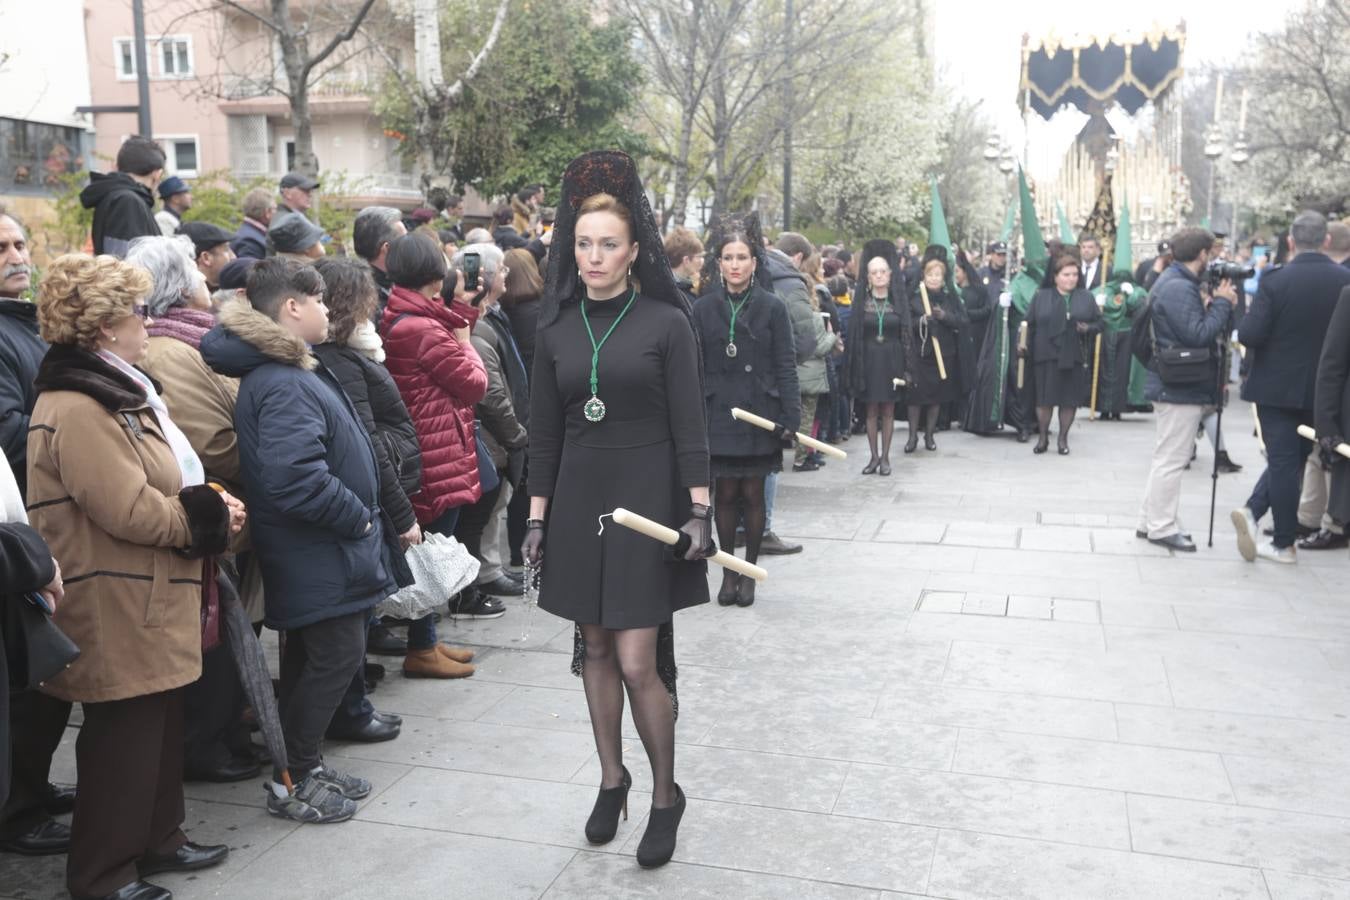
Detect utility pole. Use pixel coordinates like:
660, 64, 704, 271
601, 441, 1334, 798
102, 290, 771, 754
781, 0, 793, 230
132, 0, 153, 136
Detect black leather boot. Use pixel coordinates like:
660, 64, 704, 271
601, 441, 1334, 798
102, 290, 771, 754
636, 785, 686, 868
585, 766, 631, 845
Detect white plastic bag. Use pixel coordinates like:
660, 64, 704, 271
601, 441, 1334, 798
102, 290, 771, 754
376, 532, 480, 621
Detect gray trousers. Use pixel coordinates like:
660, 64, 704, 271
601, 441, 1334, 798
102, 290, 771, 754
1139, 401, 1210, 539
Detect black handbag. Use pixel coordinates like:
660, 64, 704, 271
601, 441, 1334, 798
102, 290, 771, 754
3, 594, 80, 689
1151, 321, 1213, 387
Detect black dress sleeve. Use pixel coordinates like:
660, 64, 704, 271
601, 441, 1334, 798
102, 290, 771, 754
1316, 288, 1350, 439
769, 297, 802, 433
528, 324, 564, 498
0, 522, 55, 593
662, 314, 710, 488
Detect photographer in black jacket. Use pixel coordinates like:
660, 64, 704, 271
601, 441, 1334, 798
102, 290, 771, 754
1232, 211, 1350, 564
1136, 226, 1236, 552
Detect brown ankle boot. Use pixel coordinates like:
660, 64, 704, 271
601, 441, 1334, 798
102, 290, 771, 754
436, 644, 475, 664
403, 648, 475, 679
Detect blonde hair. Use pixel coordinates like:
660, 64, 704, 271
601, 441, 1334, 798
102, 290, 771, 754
576, 193, 635, 243
37, 254, 151, 350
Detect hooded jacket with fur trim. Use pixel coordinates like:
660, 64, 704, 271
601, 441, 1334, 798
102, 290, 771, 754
201, 299, 392, 630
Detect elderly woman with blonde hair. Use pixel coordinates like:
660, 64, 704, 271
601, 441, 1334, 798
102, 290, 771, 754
26, 253, 245, 900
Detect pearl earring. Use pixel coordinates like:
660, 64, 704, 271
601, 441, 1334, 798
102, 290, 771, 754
110, 336, 118, 342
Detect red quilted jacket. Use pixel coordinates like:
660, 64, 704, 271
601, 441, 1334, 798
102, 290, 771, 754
381, 285, 488, 522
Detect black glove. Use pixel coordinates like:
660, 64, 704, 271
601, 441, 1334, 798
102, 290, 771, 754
677, 503, 715, 561
1321, 434, 1347, 465
522, 519, 545, 566
772, 422, 794, 441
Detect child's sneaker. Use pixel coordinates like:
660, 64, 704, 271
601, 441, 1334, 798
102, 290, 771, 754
266, 775, 357, 824
312, 764, 372, 800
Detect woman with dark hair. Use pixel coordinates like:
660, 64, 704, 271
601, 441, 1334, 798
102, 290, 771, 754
693, 212, 799, 607
501, 246, 544, 376
380, 232, 496, 678
524, 151, 712, 869
312, 257, 472, 730
845, 240, 908, 474
901, 245, 967, 452
1023, 252, 1102, 454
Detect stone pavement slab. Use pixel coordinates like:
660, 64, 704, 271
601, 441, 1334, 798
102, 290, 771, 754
5, 402, 1349, 898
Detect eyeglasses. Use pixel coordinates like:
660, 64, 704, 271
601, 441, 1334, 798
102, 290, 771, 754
132, 303, 150, 320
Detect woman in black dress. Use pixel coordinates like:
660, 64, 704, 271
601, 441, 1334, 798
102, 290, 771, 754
903, 246, 967, 453
693, 213, 799, 608
523, 151, 712, 870
1023, 252, 1102, 455
846, 240, 909, 475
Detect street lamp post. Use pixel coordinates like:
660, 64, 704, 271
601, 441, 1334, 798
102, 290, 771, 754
1204, 126, 1225, 224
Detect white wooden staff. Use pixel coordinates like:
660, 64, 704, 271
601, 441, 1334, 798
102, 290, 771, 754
917, 283, 948, 380
730, 407, 846, 460
1016, 321, 1028, 390
1297, 425, 1350, 459
892, 378, 908, 388
610, 508, 768, 582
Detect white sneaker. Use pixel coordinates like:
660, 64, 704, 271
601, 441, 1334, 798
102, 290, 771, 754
1255, 541, 1297, 565
1231, 507, 1259, 562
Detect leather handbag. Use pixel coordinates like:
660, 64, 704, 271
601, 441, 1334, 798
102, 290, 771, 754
3, 593, 80, 689
473, 420, 501, 494
1151, 320, 1213, 387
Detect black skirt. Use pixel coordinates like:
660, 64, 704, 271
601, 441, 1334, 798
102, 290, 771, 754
1034, 360, 1090, 408
906, 331, 961, 405
711, 452, 782, 478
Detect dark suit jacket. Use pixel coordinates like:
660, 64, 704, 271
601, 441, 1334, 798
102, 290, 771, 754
1078, 259, 1104, 291
1239, 252, 1350, 410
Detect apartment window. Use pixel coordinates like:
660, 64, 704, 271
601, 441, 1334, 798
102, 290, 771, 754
159, 37, 192, 78
115, 39, 136, 79
158, 136, 200, 178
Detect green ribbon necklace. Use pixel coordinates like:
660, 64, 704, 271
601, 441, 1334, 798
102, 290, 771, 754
724, 281, 752, 358
873, 293, 889, 343
581, 289, 638, 423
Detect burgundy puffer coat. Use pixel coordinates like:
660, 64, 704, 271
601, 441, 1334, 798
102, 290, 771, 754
381, 285, 488, 523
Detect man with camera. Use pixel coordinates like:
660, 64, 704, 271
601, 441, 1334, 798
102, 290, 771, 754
1137, 226, 1236, 552
1231, 211, 1350, 564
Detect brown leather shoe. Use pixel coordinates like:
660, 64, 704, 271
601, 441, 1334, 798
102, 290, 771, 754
403, 648, 474, 679
435, 644, 475, 664
1298, 529, 1349, 551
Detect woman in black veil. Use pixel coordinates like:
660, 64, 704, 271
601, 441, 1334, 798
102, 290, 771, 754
522, 151, 713, 868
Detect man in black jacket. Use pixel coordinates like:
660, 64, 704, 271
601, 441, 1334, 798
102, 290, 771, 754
352, 206, 406, 322
0, 211, 74, 857
1136, 227, 1236, 552
1232, 211, 1350, 564
78, 136, 164, 258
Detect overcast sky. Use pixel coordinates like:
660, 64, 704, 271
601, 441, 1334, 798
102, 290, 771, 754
933, 0, 1301, 177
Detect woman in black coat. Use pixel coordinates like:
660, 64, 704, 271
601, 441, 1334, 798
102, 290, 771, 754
846, 240, 909, 474
693, 213, 799, 607
1023, 252, 1102, 455
523, 152, 712, 870
903, 246, 967, 452
1315, 285, 1350, 525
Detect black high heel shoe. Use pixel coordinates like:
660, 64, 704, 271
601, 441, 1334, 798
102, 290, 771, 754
585, 765, 632, 845
861, 458, 880, 474
878, 458, 891, 476
924, 434, 937, 451
903, 434, 918, 454
636, 785, 686, 869
735, 575, 756, 607
1058, 438, 1070, 456
1033, 436, 1049, 454
717, 574, 739, 606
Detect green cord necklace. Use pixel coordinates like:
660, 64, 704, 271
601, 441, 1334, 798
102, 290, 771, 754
873, 293, 889, 343
724, 280, 753, 358
580, 289, 638, 423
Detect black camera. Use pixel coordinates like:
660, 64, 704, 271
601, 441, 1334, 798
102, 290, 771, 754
462, 251, 481, 292
1206, 260, 1255, 288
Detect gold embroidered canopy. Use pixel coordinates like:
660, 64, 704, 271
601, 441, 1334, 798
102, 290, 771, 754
1019, 24, 1186, 119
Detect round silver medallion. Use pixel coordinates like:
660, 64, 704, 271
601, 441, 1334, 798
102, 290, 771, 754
583, 395, 607, 423
726, 342, 738, 358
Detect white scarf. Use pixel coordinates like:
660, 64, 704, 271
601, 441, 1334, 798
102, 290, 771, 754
0, 460, 25, 524
98, 350, 205, 488
349, 319, 386, 363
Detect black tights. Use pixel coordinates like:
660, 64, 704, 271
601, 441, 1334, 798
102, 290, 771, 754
864, 402, 895, 462
580, 624, 677, 808
1036, 406, 1077, 447
715, 475, 765, 593
907, 404, 940, 441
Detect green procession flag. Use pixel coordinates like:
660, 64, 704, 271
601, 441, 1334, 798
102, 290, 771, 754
1008, 166, 1047, 315
1113, 200, 1133, 277
999, 197, 1017, 242
1200, 215, 1210, 229
1056, 201, 1075, 244
928, 177, 958, 295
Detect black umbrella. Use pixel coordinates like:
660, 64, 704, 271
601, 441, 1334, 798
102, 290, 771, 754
217, 566, 293, 793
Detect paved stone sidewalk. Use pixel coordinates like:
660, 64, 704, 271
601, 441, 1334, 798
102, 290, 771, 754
5, 401, 1350, 899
